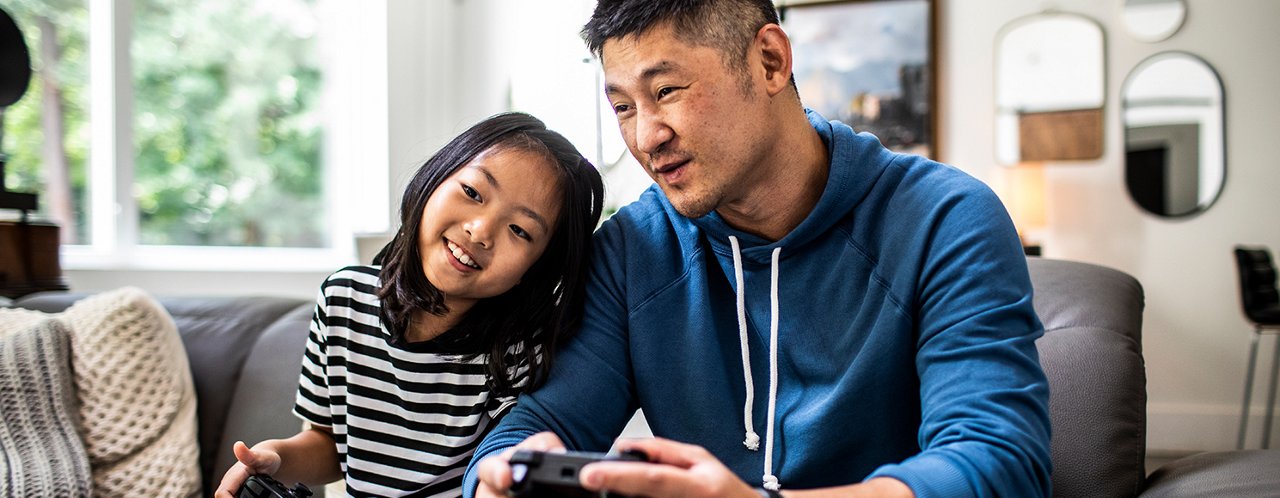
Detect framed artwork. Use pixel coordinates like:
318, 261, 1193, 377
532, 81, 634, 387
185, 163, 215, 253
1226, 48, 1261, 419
779, 0, 937, 158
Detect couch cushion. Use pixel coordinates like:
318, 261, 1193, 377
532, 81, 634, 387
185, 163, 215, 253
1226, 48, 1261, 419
153, 296, 311, 495
9, 288, 203, 496
214, 303, 314, 489
0, 316, 93, 497
1141, 450, 1280, 497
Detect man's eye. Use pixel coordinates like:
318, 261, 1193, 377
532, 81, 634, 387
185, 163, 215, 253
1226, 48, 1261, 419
612, 103, 631, 114
462, 184, 480, 201
509, 224, 531, 241
657, 87, 676, 98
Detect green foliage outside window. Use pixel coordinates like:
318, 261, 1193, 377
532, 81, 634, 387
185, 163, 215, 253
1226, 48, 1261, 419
2, 0, 325, 248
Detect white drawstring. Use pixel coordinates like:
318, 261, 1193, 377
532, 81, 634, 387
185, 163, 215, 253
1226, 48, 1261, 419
727, 235, 783, 491
729, 236, 760, 451
763, 246, 781, 491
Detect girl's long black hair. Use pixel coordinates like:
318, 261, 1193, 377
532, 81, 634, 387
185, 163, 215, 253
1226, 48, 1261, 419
373, 112, 604, 396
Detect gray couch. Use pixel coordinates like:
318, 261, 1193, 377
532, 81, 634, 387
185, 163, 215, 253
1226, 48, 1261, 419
1029, 257, 1279, 497
10, 257, 1279, 497
11, 293, 314, 497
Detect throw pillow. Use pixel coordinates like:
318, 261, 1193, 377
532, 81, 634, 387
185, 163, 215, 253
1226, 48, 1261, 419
0, 316, 93, 497
5, 288, 202, 497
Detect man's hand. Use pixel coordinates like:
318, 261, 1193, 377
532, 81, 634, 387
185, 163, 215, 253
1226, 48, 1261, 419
578, 438, 760, 498
213, 441, 283, 498
474, 432, 567, 498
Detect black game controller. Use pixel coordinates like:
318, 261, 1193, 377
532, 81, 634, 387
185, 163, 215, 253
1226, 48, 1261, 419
236, 475, 312, 498
509, 449, 649, 498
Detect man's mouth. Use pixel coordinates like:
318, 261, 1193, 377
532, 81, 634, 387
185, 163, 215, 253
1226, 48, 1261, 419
446, 239, 481, 269
651, 158, 690, 175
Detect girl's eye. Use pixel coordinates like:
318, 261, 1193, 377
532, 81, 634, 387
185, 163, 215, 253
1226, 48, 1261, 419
509, 224, 531, 241
462, 184, 481, 201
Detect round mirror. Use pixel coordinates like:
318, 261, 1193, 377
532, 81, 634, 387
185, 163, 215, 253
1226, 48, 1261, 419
1122, 52, 1224, 218
1121, 0, 1187, 43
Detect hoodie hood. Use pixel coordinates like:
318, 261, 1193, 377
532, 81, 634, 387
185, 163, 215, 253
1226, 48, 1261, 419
691, 109, 898, 265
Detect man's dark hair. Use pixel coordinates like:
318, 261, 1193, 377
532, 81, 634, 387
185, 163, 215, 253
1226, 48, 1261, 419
373, 112, 604, 396
582, 0, 781, 77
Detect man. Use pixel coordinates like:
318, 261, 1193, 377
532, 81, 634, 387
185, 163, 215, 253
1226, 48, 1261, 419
465, 0, 1051, 496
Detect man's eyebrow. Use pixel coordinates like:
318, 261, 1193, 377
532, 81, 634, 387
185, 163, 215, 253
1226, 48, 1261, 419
471, 165, 550, 233
605, 60, 680, 96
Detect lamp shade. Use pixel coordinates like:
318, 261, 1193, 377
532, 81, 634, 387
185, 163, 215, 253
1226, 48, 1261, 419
1004, 162, 1047, 235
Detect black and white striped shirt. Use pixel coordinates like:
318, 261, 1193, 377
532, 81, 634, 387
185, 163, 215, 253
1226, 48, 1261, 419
294, 266, 524, 498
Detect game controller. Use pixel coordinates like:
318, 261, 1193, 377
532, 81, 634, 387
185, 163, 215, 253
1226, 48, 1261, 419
509, 449, 649, 498
236, 475, 312, 498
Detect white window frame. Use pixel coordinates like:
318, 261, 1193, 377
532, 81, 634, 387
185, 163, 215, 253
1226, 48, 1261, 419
63, 0, 389, 272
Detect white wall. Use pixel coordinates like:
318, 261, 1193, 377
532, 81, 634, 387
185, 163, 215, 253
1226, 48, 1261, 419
940, 0, 1280, 451
61, 0, 1280, 453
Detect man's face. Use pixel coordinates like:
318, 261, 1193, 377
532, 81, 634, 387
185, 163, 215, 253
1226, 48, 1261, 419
602, 23, 770, 219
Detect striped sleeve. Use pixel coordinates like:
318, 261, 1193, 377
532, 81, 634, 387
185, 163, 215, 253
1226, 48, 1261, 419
294, 285, 334, 427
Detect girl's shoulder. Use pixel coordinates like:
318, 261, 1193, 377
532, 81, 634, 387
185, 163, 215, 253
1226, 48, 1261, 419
323, 265, 381, 289
319, 265, 383, 303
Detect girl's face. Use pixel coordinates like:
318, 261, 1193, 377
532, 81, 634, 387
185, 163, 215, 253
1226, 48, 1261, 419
417, 146, 562, 311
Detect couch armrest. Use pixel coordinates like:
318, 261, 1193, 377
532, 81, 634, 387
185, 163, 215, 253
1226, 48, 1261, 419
1027, 258, 1147, 498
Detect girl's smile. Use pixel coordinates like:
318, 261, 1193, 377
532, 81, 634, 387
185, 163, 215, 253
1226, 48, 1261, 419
445, 238, 481, 270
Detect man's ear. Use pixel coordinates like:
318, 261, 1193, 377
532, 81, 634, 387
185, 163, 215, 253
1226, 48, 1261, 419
754, 24, 793, 98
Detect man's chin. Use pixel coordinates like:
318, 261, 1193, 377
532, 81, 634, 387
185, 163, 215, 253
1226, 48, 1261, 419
667, 194, 717, 219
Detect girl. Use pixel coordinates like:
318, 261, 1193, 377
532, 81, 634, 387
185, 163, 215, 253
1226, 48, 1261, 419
215, 112, 604, 497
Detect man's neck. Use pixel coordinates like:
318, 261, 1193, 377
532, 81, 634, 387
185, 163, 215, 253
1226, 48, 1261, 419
716, 112, 829, 242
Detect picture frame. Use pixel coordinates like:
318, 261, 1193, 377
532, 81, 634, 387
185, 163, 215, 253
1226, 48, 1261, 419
779, 0, 938, 158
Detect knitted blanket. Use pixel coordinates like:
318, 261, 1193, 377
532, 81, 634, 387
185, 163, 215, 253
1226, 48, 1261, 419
0, 317, 94, 497
2, 288, 201, 497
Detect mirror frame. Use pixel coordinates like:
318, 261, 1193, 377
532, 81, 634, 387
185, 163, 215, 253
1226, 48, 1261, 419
994, 11, 1107, 165
1120, 0, 1187, 43
1121, 50, 1227, 219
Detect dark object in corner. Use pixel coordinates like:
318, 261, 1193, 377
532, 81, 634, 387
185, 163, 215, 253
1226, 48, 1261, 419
0, 6, 67, 299
1233, 245, 1280, 450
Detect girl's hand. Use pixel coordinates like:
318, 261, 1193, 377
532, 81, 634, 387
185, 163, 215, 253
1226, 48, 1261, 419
214, 440, 284, 498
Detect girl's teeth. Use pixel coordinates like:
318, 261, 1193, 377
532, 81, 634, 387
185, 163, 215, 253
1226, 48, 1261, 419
447, 240, 478, 268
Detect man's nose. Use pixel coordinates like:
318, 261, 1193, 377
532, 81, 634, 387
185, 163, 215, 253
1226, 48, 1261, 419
635, 108, 674, 157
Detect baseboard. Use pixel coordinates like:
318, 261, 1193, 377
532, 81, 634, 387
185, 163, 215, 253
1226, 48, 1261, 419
1148, 402, 1279, 452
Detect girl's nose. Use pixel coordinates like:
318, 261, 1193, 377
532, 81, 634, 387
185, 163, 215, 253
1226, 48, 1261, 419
464, 218, 493, 248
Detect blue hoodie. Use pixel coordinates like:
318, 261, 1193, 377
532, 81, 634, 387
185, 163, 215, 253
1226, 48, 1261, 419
464, 111, 1051, 498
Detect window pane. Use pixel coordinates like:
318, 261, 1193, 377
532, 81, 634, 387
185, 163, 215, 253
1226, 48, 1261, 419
132, 0, 324, 247
1, 1, 92, 245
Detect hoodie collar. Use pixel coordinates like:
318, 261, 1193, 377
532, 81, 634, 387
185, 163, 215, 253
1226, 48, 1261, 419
691, 109, 895, 266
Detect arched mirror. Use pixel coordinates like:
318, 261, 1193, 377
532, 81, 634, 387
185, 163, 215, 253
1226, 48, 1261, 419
995, 13, 1106, 165
1123, 52, 1225, 218
1121, 0, 1187, 42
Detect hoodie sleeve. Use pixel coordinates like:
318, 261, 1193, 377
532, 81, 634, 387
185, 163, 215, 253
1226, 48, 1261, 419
866, 172, 1053, 498
463, 217, 640, 497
